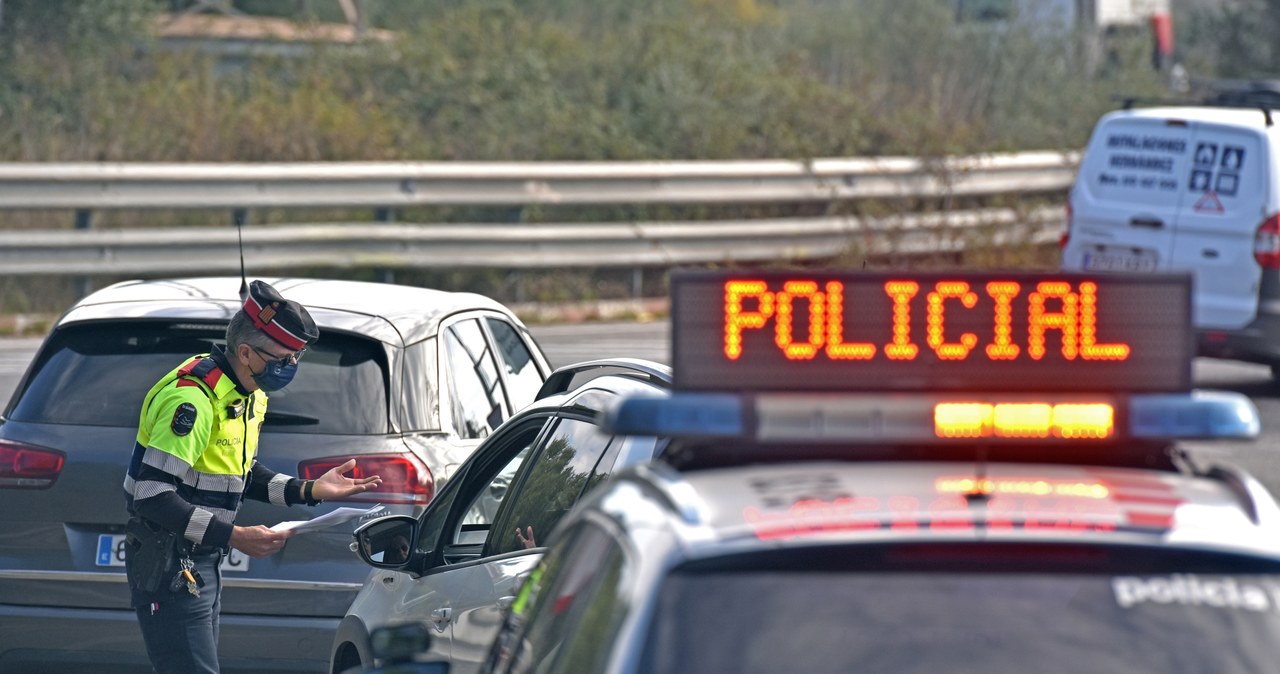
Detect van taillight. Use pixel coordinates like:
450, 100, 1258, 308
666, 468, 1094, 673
0, 439, 65, 489
1059, 201, 1073, 249
1254, 215, 1280, 269
299, 454, 434, 505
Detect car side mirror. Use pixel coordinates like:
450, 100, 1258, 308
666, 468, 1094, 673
352, 515, 418, 569
365, 622, 451, 674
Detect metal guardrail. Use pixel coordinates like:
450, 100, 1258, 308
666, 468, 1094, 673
0, 152, 1077, 273
0, 152, 1078, 209
0, 207, 1065, 274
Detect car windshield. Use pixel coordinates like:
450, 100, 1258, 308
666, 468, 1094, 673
7, 321, 389, 435
642, 546, 1280, 674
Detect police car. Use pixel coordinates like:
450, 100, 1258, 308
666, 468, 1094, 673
479, 270, 1280, 674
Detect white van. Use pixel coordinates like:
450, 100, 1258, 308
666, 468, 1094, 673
1060, 105, 1280, 375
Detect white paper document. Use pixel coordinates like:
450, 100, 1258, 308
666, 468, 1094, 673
271, 504, 386, 535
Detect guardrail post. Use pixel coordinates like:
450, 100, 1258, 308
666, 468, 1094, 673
376, 207, 395, 284
73, 209, 93, 298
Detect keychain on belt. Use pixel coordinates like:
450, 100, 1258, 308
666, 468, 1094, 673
170, 556, 205, 597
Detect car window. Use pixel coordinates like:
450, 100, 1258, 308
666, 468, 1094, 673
263, 332, 388, 434
640, 567, 1280, 674
416, 420, 545, 559
485, 317, 543, 411
8, 322, 389, 434
487, 418, 616, 557
437, 422, 547, 560
460, 445, 532, 530
583, 434, 662, 494
505, 522, 630, 674
444, 319, 506, 439
416, 472, 463, 555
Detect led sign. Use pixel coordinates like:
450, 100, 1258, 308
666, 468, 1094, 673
671, 271, 1191, 393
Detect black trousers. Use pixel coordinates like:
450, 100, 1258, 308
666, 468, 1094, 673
127, 548, 224, 674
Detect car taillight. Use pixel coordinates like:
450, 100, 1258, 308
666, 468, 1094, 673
298, 454, 434, 505
1059, 201, 1073, 249
0, 439, 65, 489
1254, 214, 1280, 269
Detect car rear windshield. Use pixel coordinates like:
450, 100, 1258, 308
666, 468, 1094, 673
642, 545, 1280, 674
8, 321, 389, 435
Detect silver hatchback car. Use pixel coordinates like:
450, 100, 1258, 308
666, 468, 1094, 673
0, 277, 551, 674
334, 359, 671, 674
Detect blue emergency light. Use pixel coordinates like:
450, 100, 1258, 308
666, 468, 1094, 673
602, 390, 1259, 443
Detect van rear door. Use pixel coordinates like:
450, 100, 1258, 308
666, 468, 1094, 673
1063, 114, 1193, 274
1168, 122, 1267, 329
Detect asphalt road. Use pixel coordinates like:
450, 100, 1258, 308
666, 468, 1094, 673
3, 322, 1280, 494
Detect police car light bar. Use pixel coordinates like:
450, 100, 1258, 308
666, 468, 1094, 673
602, 391, 1260, 443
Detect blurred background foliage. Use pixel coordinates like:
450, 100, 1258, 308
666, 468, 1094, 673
0, 0, 1187, 165
0, 0, 1269, 314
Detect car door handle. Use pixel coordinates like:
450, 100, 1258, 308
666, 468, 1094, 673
1202, 248, 1220, 259
497, 595, 516, 611
430, 607, 452, 630
1129, 217, 1164, 229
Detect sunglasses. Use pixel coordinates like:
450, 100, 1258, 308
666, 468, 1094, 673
251, 344, 305, 369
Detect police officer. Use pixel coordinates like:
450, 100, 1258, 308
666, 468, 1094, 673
122, 280, 383, 674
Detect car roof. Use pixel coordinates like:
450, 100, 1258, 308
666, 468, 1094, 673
521, 360, 673, 417
595, 459, 1280, 564
1105, 105, 1279, 130
55, 276, 517, 345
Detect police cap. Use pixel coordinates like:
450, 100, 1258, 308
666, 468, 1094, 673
241, 280, 319, 351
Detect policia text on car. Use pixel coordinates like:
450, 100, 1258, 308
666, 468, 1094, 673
122, 280, 384, 674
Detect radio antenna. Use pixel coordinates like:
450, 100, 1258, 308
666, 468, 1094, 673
236, 210, 249, 303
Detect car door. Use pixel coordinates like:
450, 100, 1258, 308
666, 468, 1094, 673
1167, 122, 1268, 329
1063, 114, 1192, 274
399, 418, 549, 666
446, 416, 622, 674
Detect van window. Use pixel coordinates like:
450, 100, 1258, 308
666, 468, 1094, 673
1081, 117, 1193, 209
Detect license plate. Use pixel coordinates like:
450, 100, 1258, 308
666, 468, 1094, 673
96, 534, 249, 572
1083, 250, 1157, 273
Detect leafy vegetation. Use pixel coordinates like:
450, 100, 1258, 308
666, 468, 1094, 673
0, 0, 1169, 165
0, 0, 1224, 315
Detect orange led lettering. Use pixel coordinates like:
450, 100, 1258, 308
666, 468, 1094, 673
724, 280, 773, 360
775, 281, 825, 360
1028, 282, 1078, 360
1078, 282, 1131, 360
927, 281, 979, 360
825, 282, 876, 360
722, 277, 1131, 365
985, 281, 1021, 360
884, 281, 920, 360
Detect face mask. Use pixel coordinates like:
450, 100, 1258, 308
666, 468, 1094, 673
250, 357, 298, 392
